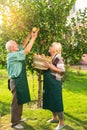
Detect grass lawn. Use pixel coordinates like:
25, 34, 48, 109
0, 68, 87, 130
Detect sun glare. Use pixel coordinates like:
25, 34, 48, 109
0, 15, 2, 25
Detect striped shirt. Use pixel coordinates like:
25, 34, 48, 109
51, 54, 65, 81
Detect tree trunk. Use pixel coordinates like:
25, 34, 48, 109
37, 71, 42, 108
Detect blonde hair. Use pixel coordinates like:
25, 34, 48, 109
52, 42, 62, 54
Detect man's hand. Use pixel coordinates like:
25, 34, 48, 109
31, 28, 39, 40
24, 28, 39, 55
22, 32, 31, 48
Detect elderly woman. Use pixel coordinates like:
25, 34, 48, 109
43, 42, 65, 130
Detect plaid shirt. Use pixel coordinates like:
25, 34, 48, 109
51, 54, 65, 81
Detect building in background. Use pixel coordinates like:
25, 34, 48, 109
68, 0, 87, 19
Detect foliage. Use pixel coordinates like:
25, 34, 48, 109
25, 0, 76, 70
63, 8, 87, 64
1, 1, 87, 67
0, 0, 36, 67
0, 0, 76, 70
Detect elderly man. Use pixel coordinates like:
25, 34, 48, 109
6, 29, 39, 129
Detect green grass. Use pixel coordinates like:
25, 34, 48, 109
0, 68, 87, 130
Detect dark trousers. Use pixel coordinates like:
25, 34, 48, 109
10, 79, 23, 126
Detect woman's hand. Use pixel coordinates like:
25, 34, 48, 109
44, 62, 62, 74
44, 61, 51, 69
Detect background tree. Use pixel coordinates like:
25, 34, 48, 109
25, 0, 77, 106
0, 0, 36, 68
0, 0, 78, 107
63, 8, 87, 65
0, 0, 76, 68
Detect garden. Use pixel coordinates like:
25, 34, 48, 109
0, 0, 87, 130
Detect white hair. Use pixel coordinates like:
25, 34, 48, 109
6, 40, 13, 52
52, 42, 62, 54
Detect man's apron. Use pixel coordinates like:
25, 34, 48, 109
43, 69, 64, 112
13, 61, 31, 104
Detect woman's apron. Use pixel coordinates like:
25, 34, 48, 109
43, 69, 64, 112
13, 61, 31, 104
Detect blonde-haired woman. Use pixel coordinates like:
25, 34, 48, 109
43, 42, 65, 130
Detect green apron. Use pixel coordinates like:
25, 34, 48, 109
13, 61, 31, 104
43, 69, 64, 112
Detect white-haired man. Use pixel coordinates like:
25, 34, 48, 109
6, 29, 39, 129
